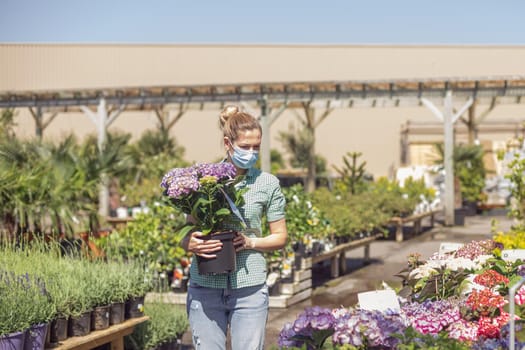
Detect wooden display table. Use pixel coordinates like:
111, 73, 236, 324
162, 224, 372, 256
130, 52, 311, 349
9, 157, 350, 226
388, 209, 440, 242
311, 234, 382, 278
48, 316, 149, 350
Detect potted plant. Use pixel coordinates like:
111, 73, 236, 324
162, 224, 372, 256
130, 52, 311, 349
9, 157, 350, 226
85, 262, 114, 330
106, 260, 133, 325
124, 260, 153, 319
0, 272, 33, 349
23, 274, 56, 350
160, 162, 248, 275
61, 259, 94, 337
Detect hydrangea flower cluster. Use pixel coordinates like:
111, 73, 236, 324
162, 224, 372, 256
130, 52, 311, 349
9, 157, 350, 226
160, 162, 244, 236
161, 162, 236, 199
332, 308, 407, 348
277, 306, 336, 349
401, 299, 461, 335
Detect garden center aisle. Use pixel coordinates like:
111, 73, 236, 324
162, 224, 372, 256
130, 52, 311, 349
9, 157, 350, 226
180, 211, 513, 349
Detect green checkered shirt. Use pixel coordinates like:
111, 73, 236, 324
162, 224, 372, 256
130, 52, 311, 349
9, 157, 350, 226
189, 167, 286, 289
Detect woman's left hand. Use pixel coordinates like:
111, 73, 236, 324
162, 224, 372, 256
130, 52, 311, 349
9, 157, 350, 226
234, 232, 256, 252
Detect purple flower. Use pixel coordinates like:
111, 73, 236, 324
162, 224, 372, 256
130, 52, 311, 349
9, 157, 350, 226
193, 162, 236, 180
292, 306, 336, 335
331, 308, 406, 348
278, 307, 336, 349
277, 323, 301, 348
160, 167, 200, 199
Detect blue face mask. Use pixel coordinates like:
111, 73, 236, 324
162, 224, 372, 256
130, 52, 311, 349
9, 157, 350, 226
230, 144, 259, 169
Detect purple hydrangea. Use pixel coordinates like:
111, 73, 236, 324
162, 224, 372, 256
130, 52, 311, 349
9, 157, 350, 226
332, 308, 407, 348
192, 162, 236, 180
401, 299, 461, 335
292, 306, 336, 336
277, 323, 301, 348
161, 167, 200, 199
278, 306, 336, 349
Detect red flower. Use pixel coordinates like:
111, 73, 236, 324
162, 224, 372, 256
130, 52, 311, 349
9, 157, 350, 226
473, 270, 509, 288
477, 312, 510, 339
466, 289, 507, 317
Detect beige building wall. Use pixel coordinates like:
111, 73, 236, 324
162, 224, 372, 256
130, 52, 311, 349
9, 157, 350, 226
2, 44, 525, 177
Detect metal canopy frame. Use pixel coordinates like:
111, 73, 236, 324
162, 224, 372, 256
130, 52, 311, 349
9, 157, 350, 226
2, 76, 525, 224
2, 76, 525, 109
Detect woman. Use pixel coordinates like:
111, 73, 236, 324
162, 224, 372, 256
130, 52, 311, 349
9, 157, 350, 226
181, 105, 288, 350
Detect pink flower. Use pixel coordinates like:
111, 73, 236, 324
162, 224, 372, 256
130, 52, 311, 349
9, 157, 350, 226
515, 286, 525, 306
447, 319, 478, 341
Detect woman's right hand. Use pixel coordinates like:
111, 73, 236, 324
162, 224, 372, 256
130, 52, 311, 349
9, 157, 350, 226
187, 231, 223, 258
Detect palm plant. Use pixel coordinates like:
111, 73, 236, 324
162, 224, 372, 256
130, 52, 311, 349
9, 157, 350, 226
0, 135, 97, 237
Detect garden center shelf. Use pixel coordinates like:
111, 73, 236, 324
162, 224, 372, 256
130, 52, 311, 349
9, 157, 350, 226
46, 316, 149, 350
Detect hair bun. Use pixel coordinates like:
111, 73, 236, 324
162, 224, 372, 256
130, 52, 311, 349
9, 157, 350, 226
219, 105, 240, 128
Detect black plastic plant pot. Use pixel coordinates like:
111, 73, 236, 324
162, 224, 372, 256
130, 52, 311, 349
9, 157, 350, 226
196, 230, 237, 275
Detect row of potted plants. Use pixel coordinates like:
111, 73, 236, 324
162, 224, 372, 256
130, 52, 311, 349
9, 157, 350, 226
0, 238, 152, 349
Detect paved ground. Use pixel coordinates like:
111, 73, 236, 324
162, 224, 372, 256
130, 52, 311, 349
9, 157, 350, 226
180, 210, 514, 349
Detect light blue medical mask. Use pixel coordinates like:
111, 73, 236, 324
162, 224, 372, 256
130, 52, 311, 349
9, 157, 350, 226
229, 144, 259, 169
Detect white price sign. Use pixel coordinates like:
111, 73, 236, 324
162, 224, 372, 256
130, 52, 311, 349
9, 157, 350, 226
357, 290, 400, 312
501, 249, 525, 262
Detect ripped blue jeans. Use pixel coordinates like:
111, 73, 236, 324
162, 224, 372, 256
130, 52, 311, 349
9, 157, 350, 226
186, 282, 269, 350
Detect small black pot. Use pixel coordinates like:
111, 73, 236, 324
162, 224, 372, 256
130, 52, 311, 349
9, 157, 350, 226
49, 317, 68, 343
68, 310, 92, 337
196, 231, 237, 275
91, 305, 110, 330
110, 302, 126, 325
125, 295, 145, 318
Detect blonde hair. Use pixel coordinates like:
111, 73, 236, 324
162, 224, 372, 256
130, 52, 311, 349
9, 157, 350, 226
219, 105, 262, 141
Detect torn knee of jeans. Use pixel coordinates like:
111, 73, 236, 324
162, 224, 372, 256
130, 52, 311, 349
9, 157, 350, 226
192, 330, 201, 346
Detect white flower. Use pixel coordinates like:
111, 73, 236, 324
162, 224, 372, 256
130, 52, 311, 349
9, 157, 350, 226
409, 265, 438, 279
473, 254, 492, 268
